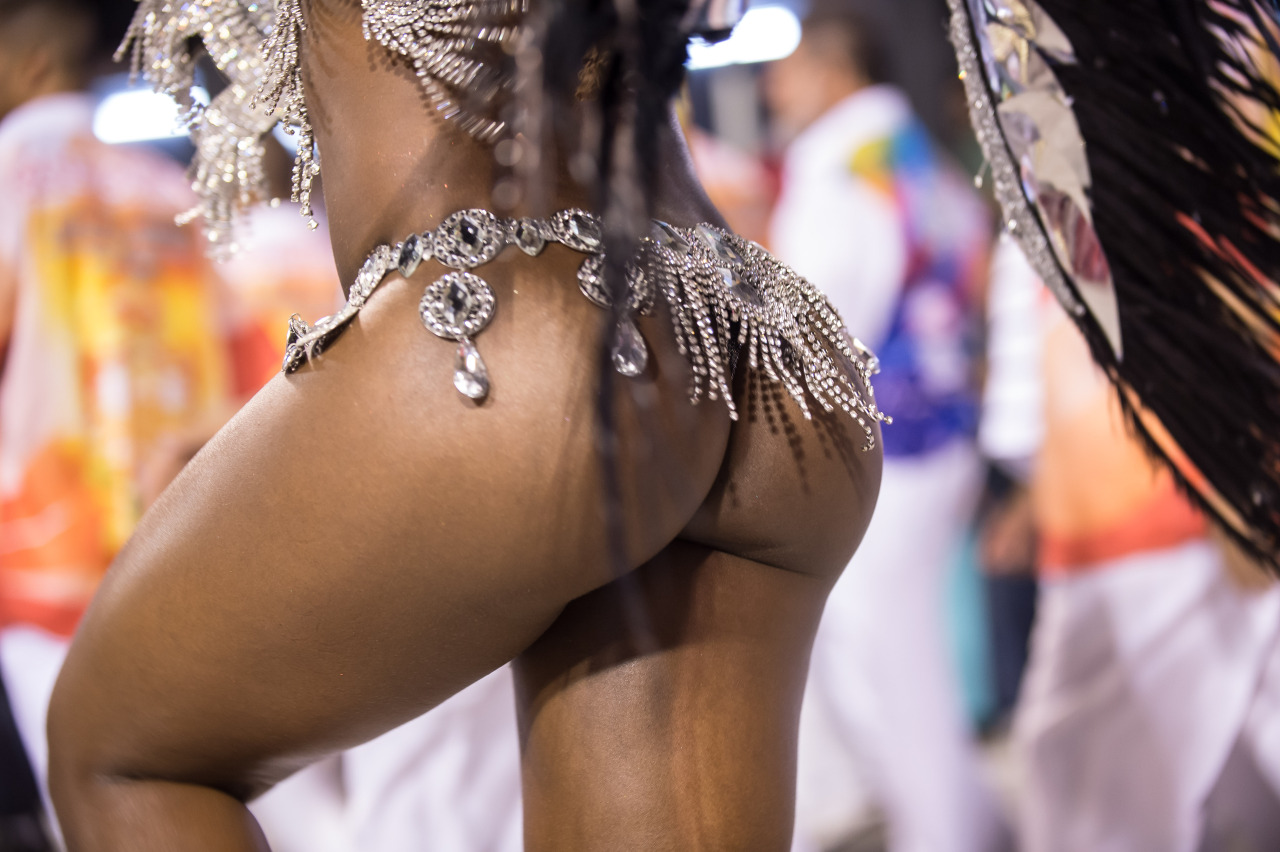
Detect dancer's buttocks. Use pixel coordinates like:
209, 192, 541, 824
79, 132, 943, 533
280, 207, 887, 581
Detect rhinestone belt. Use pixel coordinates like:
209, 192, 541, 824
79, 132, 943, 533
283, 208, 888, 448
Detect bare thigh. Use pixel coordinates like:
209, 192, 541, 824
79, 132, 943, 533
517, 540, 833, 852
47, 268, 729, 849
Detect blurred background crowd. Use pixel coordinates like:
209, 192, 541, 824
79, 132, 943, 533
1, 0, 1278, 850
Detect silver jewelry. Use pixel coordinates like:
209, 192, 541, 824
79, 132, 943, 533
120, 0, 525, 254
118, 1, 282, 256
284, 209, 888, 448
947, 0, 1122, 358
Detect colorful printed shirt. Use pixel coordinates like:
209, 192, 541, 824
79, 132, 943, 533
771, 86, 990, 457
0, 94, 233, 636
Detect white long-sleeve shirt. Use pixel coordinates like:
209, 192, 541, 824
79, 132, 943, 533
769, 86, 914, 351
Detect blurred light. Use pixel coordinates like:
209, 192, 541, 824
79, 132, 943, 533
686, 5, 802, 71
93, 89, 187, 144
272, 123, 301, 154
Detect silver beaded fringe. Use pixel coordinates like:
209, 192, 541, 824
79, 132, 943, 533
284, 209, 888, 449
119, 0, 525, 255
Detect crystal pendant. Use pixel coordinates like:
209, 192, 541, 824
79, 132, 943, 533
420, 272, 496, 340
454, 338, 490, 401
612, 317, 648, 378
398, 233, 424, 278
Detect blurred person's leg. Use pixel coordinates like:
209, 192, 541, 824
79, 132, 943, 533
1015, 541, 1280, 852
978, 473, 1039, 726
0, 622, 517, 852
248, 667, 523, 852
0, 626, 67, 850
0, 639, 50, 852
985, 575, 1037, 723
796, 441, 1006, 852
1242, 626, 1280, 797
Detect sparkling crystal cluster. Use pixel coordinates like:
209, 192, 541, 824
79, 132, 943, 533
119, 0, 280, 256
120, 0, 526, 255
283, 209, 888, 449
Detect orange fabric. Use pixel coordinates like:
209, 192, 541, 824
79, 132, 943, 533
219, 204, 342, 400
0, 441, 105, 633
229, 322, 282, 399
1040, 481, 1208, 577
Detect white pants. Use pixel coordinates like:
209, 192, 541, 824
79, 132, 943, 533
1015, 540, 1280, 852
0, 628, 523, 852
794, 442, 1006, 852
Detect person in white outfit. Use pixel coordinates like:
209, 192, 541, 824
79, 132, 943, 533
982, 236, 1280, 852
765, 9, 1007, 852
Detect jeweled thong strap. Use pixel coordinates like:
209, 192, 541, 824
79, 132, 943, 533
283, 209, 889, 450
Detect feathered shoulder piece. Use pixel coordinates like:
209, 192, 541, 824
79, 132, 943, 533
949, 0, 1280, 570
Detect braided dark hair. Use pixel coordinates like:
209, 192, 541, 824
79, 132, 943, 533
536, 0, 699, 639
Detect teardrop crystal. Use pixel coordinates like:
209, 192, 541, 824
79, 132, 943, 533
454, 338, 490, 401
612, 317, 648, 378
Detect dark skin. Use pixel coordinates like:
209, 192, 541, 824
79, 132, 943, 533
46, 1, 881, 848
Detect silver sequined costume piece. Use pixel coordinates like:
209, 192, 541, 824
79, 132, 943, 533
947, 0, 1123, 358
118, 1, 280, 256
283, 209, 889, 448
119, 0, 527, 254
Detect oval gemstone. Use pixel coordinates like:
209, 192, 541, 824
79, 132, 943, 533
444, 279, 476, 325
398, 234, 424, 278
